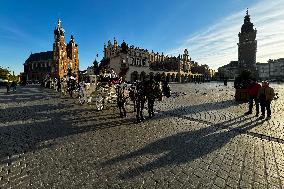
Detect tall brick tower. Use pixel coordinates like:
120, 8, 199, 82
66, 35, 79, 78
53, 19, 79, 79
238, 9, 257, 75
53, 19, 67, 79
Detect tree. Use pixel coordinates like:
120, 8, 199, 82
0, 67, 19, 82
0, 68, 10, 80
234, 70, 253, 89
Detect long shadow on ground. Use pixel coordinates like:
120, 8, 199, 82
0, 85, 138, 168
152, 99, 241, 121
102, 115, 265, 179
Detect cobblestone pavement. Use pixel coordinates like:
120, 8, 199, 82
1, 82, 284, 188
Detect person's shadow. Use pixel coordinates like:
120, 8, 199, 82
101, 115, 265, 179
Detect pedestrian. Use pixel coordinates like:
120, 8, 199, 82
129, 84, 136, 112
135, 80, 146, 123
116, 85, 127, 118
12, 81, 17, 91
224, 79, 228, 86
145, 76, 157, 118
258, 81, 275, 119
6, 82, 10, 93
245, 79, 261, 116
57, 79, 61, 92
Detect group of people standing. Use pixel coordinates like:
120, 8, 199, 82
42, 77, 78, 98
246, 79, 275, 119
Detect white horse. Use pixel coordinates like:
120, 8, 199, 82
78, 82, 96, 104
61, 79, 68, 96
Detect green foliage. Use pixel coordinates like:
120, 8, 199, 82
0, 68, 19, 82
0, 68, 10, 80
234, 70, 254, 89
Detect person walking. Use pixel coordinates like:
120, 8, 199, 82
57, 79, 61, 92
6, 82, 10, 93
116, 85, 127, 118
11, 81, 17, 91
245, 79, 261, 116
258, 81, 274, 119
146, 77, 156, 118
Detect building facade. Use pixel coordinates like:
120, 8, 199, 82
255, 59, 284, 81
238, 9, 257, 74
218, 61, 239, 80
23, 51, 54, 82
256, 63, 269, 81
23, 19, 79, 82
268, 58, 284, 80
103, 39, 204, 82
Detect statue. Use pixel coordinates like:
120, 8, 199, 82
121, 40, 128, 54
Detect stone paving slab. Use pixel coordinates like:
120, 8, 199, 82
0, 83, 284, 188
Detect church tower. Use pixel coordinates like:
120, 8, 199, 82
66, 35, 79, 78
53, 19, 79, 79
53, 19, 67, 79
238, 9, 257, 74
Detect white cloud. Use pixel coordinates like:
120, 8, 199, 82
166, 0, 284, 70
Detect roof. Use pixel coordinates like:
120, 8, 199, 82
25, 51, 53, 63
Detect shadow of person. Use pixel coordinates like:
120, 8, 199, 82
101, 116, 265, 180
152, 99, 241, 121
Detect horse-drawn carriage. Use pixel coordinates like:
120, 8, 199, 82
78, 74, 120, 110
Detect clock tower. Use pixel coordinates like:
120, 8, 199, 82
238, 9, 257, 74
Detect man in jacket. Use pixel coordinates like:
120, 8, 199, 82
245, 79, 261, 116
258, 81, 274, 119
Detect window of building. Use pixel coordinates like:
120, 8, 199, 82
142, 59, 146, 66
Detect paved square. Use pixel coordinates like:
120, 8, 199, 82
1, 83, 284, 188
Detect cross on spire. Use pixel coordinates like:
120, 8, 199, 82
58, 19, 61, 28
246, 8, 249, 16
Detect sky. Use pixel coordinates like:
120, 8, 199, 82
0, 0, 283, 75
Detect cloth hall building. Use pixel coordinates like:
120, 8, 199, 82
104, 39, 203, 82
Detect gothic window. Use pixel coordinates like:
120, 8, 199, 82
131, 58, 134, 65
142, 59, 146, 66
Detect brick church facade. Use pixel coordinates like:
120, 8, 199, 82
23, 19, 79, 82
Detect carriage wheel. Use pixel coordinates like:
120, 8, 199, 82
78, 95, 85, 105
95, 96, 104, 111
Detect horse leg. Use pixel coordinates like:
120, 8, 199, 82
148, 98, 154, 118
140, 99, 145, 121
119, 106, 123, 118
133, 100, 136, 112
122, 101, 127, 117
151, 99, 155, 117
136, 100, 141, 123
147, 99, 152, 118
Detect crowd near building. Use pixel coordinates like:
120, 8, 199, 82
22, 19, 79, 83
102, 38, 214, 82
218, 9, 284, 82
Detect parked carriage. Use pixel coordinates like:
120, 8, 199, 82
78, 75, 120, 110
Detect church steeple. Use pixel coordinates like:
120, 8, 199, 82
241, 8, 254, 33
54, 19, 65, 41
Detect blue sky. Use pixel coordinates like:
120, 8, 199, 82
1, 0, 283, 75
